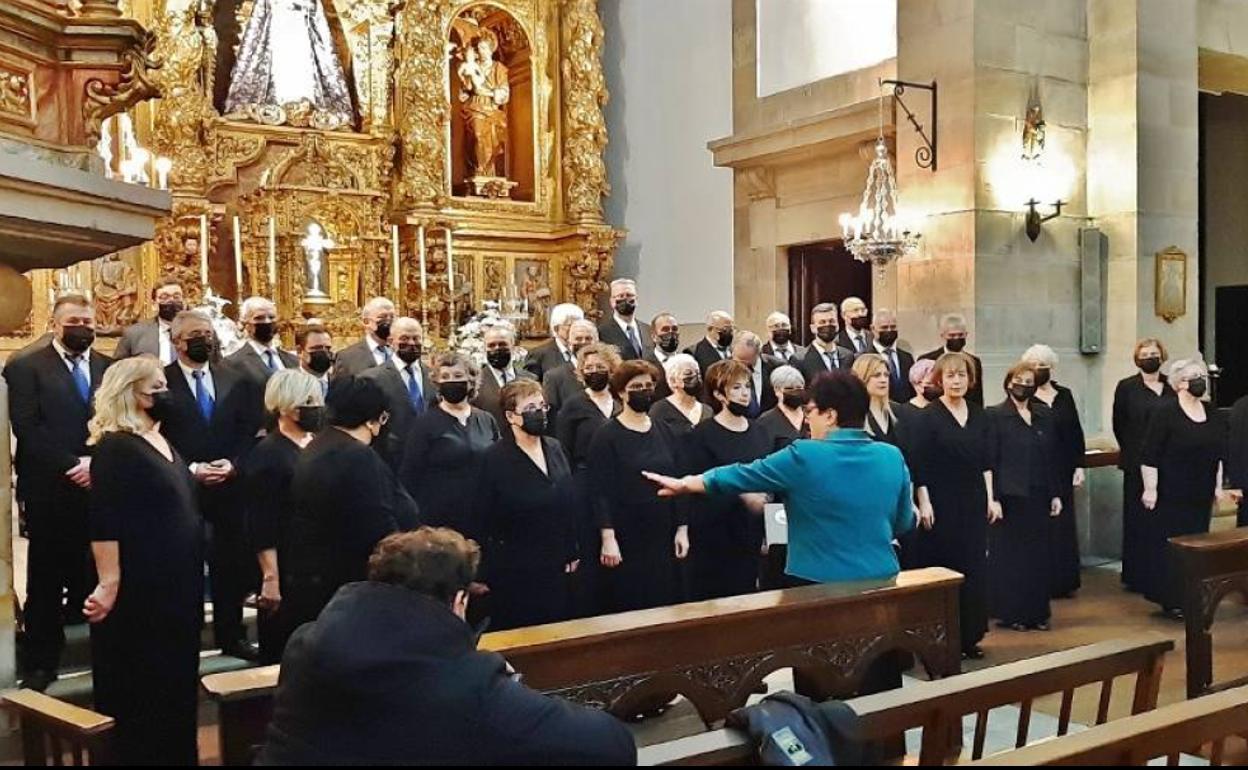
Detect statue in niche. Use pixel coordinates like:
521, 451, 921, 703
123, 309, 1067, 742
457, 30, 517, 198
301, 222, 333, 298
92, 253, 139, 335
224, 0, 354, 131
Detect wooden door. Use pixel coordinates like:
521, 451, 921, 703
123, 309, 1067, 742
787, 241, 873, 345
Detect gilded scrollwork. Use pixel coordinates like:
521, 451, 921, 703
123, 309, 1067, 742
560, 0, 609, 224
149, 6, 217, 191
563, 226, 616, 320
394, 0, 454, 209
84, 31, 163, 145
0, 66, 32, 123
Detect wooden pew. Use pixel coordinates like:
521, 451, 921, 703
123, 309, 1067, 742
637, 634, 1174, 766
966, 684, 1248, 766
203, 567, 964, 766
2, 689, 115, 765
1170, 526, 1248, 698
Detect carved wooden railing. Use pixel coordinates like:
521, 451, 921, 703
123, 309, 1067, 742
2, 689, 115, 765
1170, 527, 1248, 699
203, 567, 963, 766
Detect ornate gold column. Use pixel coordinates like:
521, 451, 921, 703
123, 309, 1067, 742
560, 0, 610, 225
394, 0, 452, 211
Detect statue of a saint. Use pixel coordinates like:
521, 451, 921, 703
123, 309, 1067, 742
92, 253, 139, 335
301, 223, 333, 299
458, 31, 511, 186
224, 0, 354, 130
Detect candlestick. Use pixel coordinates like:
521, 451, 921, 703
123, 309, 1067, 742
155, 156, 172, 190
391, 225, 401, 294
199, 214, 209, 287
445, 227, 454, 294
417, 225, 427, 292
233, 215, 243, 294
267, 216, 277, 286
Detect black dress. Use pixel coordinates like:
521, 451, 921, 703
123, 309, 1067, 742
285, 429, 420, 629
555, 392, 619, 618
910, 399, 992, 654
865, 405, 902, 447
89, 432, 203, 766
892, 401, 928, 570
400, 406, 499, 541
986, 402, 1062, 627
1231, 395, 1248, 527
755, 407, 805, 452
587, 417, 686, 612
681, 419, 772, 600
1112, 374, 1174, 590
478, 437, 577, 630
244, 432, 302, 664
1037, 385, 1086, 598
1139, 401, 1228, 611
649, 397, 711, 437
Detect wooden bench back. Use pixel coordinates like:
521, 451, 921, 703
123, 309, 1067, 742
966, 684, 1248, 766
203, 567, 964, 765
1170, 526, 1248, 698
2, 689, 115, 766
637, 634, 1175, 766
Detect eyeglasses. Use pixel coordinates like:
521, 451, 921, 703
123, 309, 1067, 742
625, 385, 655, 394
518, 405, 550, 415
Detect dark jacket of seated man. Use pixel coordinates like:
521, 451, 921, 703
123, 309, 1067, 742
257, 528, 637, 766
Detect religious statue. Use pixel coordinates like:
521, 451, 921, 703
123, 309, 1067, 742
92, 252, 139, 335
457, 30, 516, 197
301, 222, 333, 298
224, 0, 354, 131
1022, 100, 1046, 162
520, 263, 551, 332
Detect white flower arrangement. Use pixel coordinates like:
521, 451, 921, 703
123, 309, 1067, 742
450, 301, 528, 368
195, 289, 245, 357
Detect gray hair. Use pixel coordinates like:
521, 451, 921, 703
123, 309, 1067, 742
483, 323, 516, 344
433, 351, 481, 396
239, 296, 276, 322
171, 309, 213, 340
662, 353, 700, 383
548, 303, 585, 334
939, 313, 968, 333
1168, 358, 1209, 382
840, 296, 867, 315
766, 311, 792, 328
568, 318, 599, 339
705, 310, 733, 327
264, 369, 324, 414
610, 278, 636, 294
770, 365, 805, 390
872, 307, 897, 325
393, 317, 424, 337
361, 297, 395, 320
732, 330, 762, 352
1022, 344, 1058, 369
810, 302, 839, 320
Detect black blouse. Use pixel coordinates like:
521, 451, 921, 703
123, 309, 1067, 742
555, 391, 619, 469
649, 397, 711, 438
587, 417, 687, 531
1112, 374, 1175, 471
755, 407, 806, 452
1141, 401, 1228, 506
477, 437, 577, 571
400, 406, 500, 539
1035, 384, 1086, 475
245, 432, 302, 555
987, 401, 1062, 499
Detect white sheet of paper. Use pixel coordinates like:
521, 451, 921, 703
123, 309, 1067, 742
763, 504, 788, 546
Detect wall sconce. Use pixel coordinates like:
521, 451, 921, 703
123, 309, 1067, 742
1025, 199, 1063, 242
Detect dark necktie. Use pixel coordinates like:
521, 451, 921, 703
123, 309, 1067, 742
747, 373, 760, 418
824, 350, 838, 370
886, 350, 901, 392
379, 346, 392, 364
162, 328, 175, 365
193, 370, 214, 421
626, 325, 641, 358
68, 354, 90, 403
263, 349, 277, 371
855, 335, 867, 354
320, 379, 329, 398
405, 364, 425, 412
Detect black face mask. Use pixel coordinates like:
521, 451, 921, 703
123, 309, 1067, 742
1034, 368, 1052, 387
657, 333, 680, 354
307, 350, 334, 375
62, 325, 95, 353
146, 390, 176, 423
626, 389, 655, 413
157, 302, 183, 322
922, 385, 943, 402
877, 330, 899, 348
1187, 378, 1208, 398
374, 320, 392, 341
1010, 384, 1037, 403
439, 380, 471, 404
681, 378, 702, 397
1138, 357, 1162, 375
725, 401, 750, 418
397, 344, 422, 365
614, 298, 637, 317
945, 337, 967, 353
185, 336, 212, 364
782, 391, 806, 409
716, 330, 734, 349
295, 405, 325, 433
251, 322, 276, 344
487, 348, 512, 371
850, 317, 871, 331
517, 410, 547, 436
584, 371, 610, 392
771, 330, 792, 347
815, 325, 838, 344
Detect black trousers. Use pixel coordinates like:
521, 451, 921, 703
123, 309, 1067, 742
206, 511, 256, 648
22, 483, 93, 673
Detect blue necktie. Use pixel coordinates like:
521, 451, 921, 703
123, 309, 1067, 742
379, 346, 392, 364
824, 351, 837, 370
321, 379, 329, 398
68, 355, 90, 403
887, 350, 902, 392
747, 375, 760, 418
193, 370, 214, 422
405, 365, 425, 412
263, 349, 277, 371
626, 325, 641, 357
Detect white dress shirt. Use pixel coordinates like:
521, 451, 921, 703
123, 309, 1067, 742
51, 338, 82, 373
158, 320, 175, 365
248, 339, 287, 370
178, 360, 216, 399
366, 334, 391, 366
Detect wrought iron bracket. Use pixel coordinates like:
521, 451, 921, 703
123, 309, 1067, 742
881, 79, 938, 171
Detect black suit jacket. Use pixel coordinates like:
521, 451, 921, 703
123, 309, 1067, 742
597, 318, 651, 360
4, 345, 111, 495
522, 338, 573, 381
361, 360, 437, 471
226, 343, 301, 390
643, 349, 675, 399
987, 400, 1063, 500
750, 355, 783, 415
761, 341, 806, 366
875, 346, 916, 402
920, 347, 985, 406
334, 339, 385, 380
686, 338, 731, 378
473, 366, 538, 427
797, 343, 856, 385
837, 329, 875, 356
542, 363, 585, 436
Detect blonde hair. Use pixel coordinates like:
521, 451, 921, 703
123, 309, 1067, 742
87, 356, 163, 446
851, 353, 895, 427
264, 369, 324, 415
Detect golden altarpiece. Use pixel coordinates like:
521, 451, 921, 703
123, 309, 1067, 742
111, 0, 620, 345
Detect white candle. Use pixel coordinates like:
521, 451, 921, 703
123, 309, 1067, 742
418, 225, 427, 292
391, 224, 401, 293
199, 214, 209, 287
445, 227, 454, 294
268, 216, 277, 285
233, 215, 243, 292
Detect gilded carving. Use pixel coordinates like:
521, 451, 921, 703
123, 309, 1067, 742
564, 226, 616, 320
560, 0, 609, 224
394, 0, 454, 209
84, 31, 163, 145
149, 6, 217, 191
92, 252, 141, 335
0, 66, 32, 122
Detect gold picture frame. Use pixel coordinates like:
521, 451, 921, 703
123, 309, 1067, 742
1155, 246, 1187, 323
